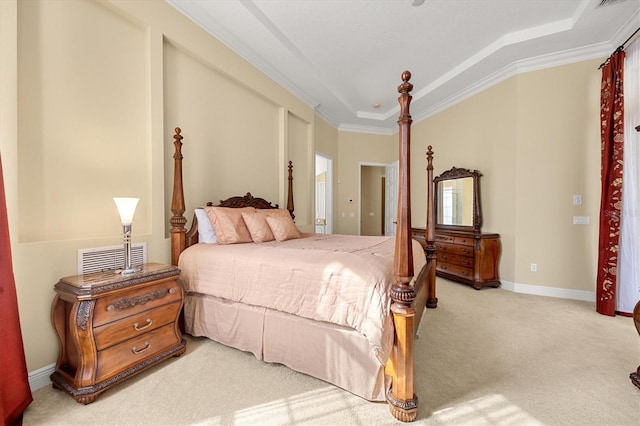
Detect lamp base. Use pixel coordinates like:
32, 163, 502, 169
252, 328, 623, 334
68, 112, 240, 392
117, 266, 141, 275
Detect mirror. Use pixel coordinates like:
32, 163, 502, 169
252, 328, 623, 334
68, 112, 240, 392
434, 167, 483, 232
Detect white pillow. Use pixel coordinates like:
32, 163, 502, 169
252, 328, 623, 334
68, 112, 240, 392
195, 208, 217, 244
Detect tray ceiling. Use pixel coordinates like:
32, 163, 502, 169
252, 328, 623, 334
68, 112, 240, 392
167, 0, 640, 134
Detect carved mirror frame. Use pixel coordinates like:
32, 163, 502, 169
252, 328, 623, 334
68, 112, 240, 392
433, 166, 483, 233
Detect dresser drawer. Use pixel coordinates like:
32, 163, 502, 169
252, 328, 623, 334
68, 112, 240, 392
95, 323, 180, 383
93, 278, 182, 327
437, 262, 473, 279
438, 252, 473, 268
434, 234, 454, 243
453, 236, 474, 246
93, 301, 182, 351
435, 242, 473, 257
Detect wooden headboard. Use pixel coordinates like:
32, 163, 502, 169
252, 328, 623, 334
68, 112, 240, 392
169, 128, 295, 265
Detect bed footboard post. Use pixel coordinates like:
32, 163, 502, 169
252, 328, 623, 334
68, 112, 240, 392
388, 290, 417, 422
387, 71, 418, 423
170, 128, 187, 266
425, 146, 438, 308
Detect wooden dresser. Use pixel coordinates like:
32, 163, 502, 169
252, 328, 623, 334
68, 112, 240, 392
411, 228, 501, 289
50, 263, 186, 403
434, 230, 501, 289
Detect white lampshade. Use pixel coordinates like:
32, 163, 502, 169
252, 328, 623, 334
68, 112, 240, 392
113, 197, 139, 226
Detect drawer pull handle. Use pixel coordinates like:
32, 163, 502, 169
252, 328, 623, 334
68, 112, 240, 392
134, 318, 152, 331
132, 341, 151, 354
461, 249, 470, 254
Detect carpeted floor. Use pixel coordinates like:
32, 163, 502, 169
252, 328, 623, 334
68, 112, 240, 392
24, 279, 640, 425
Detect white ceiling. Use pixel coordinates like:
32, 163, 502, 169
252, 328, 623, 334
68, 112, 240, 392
167, 0, 640, 135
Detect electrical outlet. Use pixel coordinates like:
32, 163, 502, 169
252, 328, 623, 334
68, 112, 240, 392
530, 263, 537, 272
573, 216, 590, 225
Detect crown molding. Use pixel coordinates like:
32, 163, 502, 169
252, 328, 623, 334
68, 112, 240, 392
338, 123, 396, 136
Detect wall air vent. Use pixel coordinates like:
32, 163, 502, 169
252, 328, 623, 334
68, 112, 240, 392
77, 243, 147, 275
597, 0, 628, 7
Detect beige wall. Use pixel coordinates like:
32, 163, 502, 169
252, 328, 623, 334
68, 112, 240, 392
411, 78, 518, 282
0, 0, 603, 377
1, 0, 314, 372
410, 59, 601, 294
513, 60, 601, 292
337, 131, 395, 235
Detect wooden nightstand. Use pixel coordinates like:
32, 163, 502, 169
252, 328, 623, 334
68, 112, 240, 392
50, 263, 186, 404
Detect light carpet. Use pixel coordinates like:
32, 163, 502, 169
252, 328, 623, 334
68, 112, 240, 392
24, 279, 640, 425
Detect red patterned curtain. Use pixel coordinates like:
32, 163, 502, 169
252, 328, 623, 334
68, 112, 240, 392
597, 50, 625, 316
0, 154, 33, 424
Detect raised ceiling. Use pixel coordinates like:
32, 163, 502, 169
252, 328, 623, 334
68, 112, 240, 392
167, 0, 640, 134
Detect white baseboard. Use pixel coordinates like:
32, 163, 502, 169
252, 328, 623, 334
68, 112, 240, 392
500, 280, 595, 302
29, 363, 55, 391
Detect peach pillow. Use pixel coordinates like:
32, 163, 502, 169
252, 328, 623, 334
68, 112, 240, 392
265, 215, 301, 242
241, 211, 275, 243
204, 206, 255, 244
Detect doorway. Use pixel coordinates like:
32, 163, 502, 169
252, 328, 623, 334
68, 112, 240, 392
359, 162, 397, 236
315, 153, 333, 234
360, 165, 385, 236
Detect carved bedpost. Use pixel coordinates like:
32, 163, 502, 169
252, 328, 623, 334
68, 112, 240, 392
425, 146, 438, 308
287, 161, 295, 220
170, 128, 187, 266
387, 70, 418, 422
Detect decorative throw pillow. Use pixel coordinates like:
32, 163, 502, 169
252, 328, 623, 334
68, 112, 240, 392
204, 206, 255, 244
195, 208, 218, 244
265, 215, 301, 242
241, 211, 275, 243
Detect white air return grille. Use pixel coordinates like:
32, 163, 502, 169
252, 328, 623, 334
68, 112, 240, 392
597, 0, 628, 7
77, 243, 147, 275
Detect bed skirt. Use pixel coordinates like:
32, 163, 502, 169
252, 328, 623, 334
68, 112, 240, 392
183, 292, 388, 401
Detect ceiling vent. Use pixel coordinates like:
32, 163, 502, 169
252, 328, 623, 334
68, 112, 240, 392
77, 243, 147, 275
597, 0, 628, 7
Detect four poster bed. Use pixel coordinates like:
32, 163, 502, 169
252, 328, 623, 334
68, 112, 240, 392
169, 71, 437, 422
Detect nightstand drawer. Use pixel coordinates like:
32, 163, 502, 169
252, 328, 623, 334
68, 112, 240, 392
95, 323, 180, 383
94, 301, 182, 351
93, 278, 182, 327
